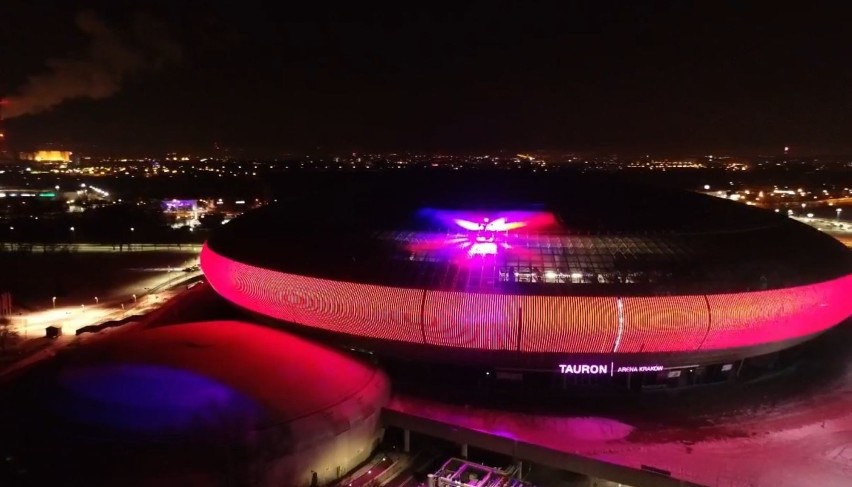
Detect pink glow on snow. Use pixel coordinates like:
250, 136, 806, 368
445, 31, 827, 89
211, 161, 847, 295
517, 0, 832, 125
386, 373, 852, 487
201, 244, 852, 353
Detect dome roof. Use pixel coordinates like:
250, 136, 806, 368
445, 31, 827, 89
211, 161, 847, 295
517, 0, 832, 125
0, 322, 390, 485
3, 321, 389, 443
42, 321, 387, 433
208, 173, 851, 295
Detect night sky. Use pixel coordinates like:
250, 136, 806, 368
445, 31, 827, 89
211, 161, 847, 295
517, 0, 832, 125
3, 1, 852, 155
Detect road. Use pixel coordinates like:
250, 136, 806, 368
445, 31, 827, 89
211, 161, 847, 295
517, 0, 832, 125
1, 270, 203, 381
9, 269, 201, 338
792, 216, 852, 247
0, 242, 201, 253
335, 455, 396, 487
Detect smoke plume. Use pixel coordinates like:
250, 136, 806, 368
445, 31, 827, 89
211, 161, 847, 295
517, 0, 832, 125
3, 11, 181, 119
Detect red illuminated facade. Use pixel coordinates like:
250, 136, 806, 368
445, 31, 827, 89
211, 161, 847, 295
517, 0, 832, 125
201, 244, 852, 365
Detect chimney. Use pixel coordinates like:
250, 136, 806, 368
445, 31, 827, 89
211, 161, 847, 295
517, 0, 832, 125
0, 100, 7, 159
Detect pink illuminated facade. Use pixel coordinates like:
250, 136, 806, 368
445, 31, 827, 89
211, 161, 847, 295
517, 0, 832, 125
201, 244, 852, 364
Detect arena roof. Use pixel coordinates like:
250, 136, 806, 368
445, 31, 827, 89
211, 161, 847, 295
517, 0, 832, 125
208, 173, 851, 296
56, 321, 387, 430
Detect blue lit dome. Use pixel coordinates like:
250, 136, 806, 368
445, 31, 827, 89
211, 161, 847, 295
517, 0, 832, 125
1, 321, 390, 486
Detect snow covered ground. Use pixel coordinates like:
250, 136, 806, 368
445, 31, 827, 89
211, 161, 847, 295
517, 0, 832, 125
388, 326, 852, 487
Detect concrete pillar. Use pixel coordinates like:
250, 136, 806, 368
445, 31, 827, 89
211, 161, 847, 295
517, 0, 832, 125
403, 428, 410, 453
461, 443, 468, 458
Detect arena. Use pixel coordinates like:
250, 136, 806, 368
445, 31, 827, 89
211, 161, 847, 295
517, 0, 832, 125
201, 174, 852, 389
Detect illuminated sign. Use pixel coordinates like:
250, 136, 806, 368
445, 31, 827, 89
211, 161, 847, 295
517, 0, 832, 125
558, 363, 665, 375
558, 363, 610, 375
615, 365, 664, 373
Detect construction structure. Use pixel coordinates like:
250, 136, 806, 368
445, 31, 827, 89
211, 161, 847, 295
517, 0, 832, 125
428, 458, 532, 487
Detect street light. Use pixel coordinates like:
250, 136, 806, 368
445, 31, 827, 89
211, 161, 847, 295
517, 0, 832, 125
132, 294, 137, 302
94, 296, 99, 304
838, 208, 843, 221
70, 226, 75, 232
52, 296, 56, 308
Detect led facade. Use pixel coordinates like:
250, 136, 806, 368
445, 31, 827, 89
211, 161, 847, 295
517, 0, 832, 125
201, 244, 852, 358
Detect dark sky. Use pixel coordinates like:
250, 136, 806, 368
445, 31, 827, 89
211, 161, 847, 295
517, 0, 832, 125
2, 1, 852, 155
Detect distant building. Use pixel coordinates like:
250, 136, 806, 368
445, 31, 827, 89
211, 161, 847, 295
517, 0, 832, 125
0, 188, 59, 200
19, 150, 73, 163
0, 130, 8, 160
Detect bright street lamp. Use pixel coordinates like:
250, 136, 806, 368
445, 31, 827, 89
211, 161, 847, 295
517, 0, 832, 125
52, 296, 56, 308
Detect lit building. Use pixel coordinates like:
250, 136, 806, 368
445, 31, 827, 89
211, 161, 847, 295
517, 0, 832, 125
200, 174, 852, 390
19, 150, 73, 163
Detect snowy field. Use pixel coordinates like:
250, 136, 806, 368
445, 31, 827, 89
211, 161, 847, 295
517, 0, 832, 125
389, 325, 852, 487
